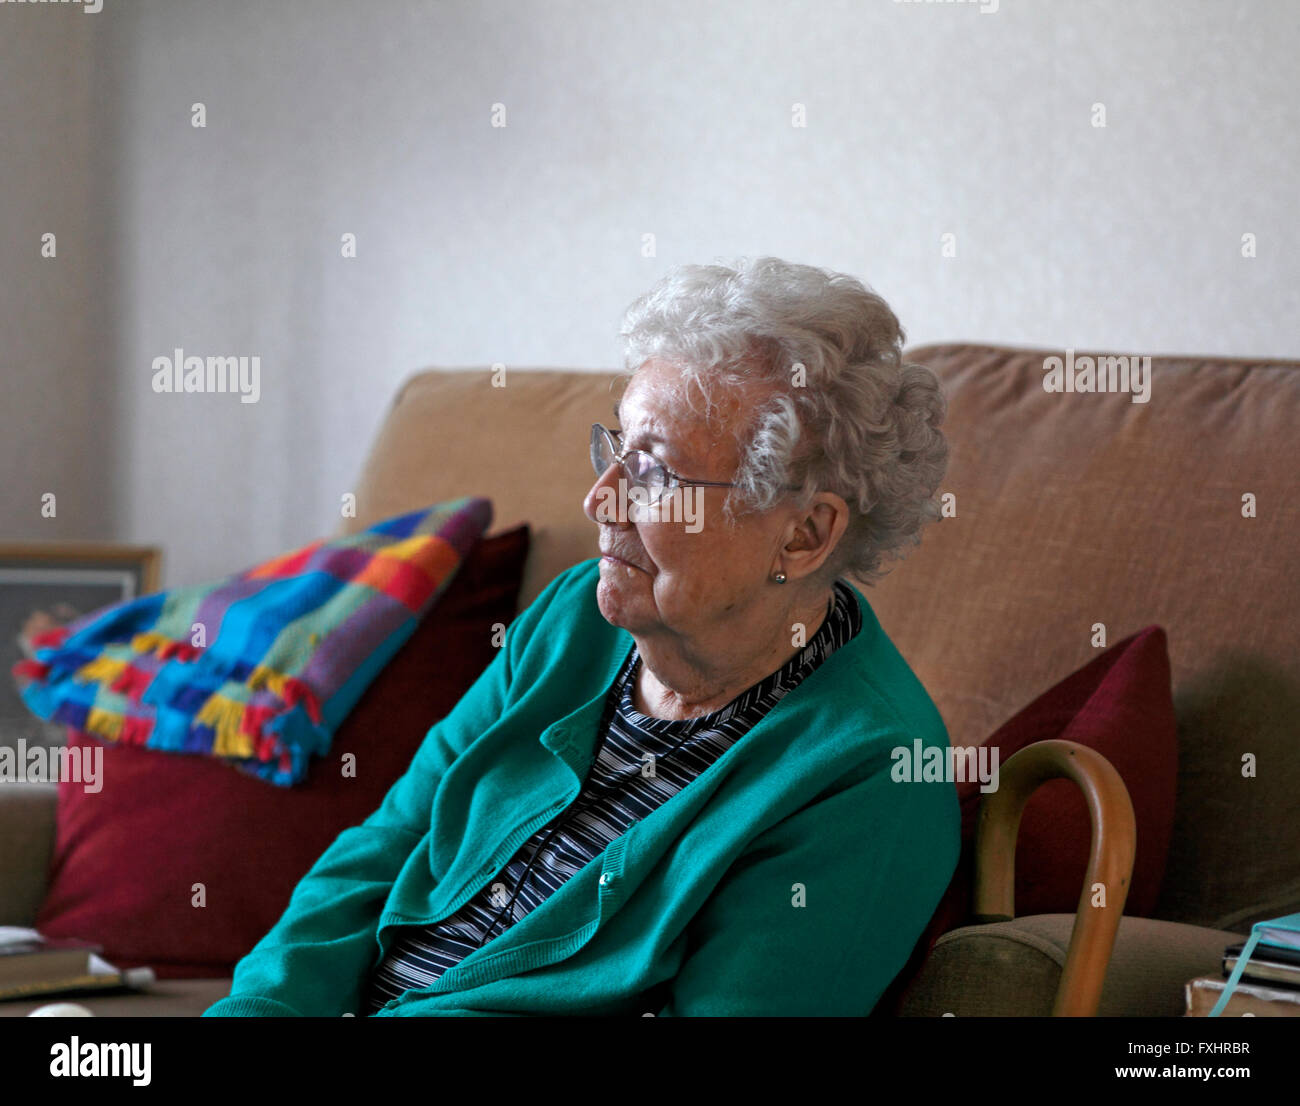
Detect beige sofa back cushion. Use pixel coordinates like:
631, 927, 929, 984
343, 368, 614, 607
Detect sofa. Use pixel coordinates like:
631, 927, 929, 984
2, 342, 1296, 1016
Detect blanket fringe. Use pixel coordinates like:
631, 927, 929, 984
109, 664, 153, 701
85, 705, 124, 742
76, 655, 127, 686
247, 666, 322, 724
195, 695, 256, 758
121, 714, 155, 746
12, 658, 49, 683
130, 631, 204, 662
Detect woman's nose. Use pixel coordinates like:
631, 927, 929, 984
584, 462, 633, 528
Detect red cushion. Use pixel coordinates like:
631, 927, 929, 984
34, 525, 530, 979
877, 624, 1177, 1013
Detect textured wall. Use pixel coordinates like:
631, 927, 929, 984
2, 0, 1296, 586
1, 8, 117, 543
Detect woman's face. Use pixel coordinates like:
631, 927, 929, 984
583, 358, 795, 642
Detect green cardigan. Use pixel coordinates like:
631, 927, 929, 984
203, 558, 960, 1017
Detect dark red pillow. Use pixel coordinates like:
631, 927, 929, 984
35, 525, 530, 979
877, 624, 1177, 1014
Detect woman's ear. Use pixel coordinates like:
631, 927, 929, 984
780, 493, 850, 581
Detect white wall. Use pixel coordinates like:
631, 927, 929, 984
4, 0, 1297, 588
1, 6, 117, 543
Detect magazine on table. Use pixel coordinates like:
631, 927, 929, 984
0, 927, 155, 1002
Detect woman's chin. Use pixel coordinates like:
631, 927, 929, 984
595, 573, 646, 630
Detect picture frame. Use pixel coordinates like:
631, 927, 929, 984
0, 543, 163, 751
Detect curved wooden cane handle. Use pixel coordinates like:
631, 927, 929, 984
972, 739, 1137, 1017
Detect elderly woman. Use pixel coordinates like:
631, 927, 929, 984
204, 257, 959, 1018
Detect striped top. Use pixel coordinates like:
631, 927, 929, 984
360, 578, 862, 1015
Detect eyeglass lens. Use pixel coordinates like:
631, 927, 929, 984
590, 425, 668, 500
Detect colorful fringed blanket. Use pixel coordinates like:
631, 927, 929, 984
11, 497, 493, 786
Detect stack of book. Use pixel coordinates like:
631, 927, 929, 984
1185, 912, 1300, 1017
0, 927, 154, 1003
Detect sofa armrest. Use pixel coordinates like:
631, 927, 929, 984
0, 782, 58, 926
898, 913, 1248, 1017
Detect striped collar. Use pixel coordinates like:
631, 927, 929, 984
613, 578, 863, 736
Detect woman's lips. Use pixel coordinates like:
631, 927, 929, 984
601, 553, 641, 570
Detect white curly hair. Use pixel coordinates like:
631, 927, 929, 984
616, 256, 948, 586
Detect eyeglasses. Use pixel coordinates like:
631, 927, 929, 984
590, 423, 738, 506
589, 423, 801, 506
